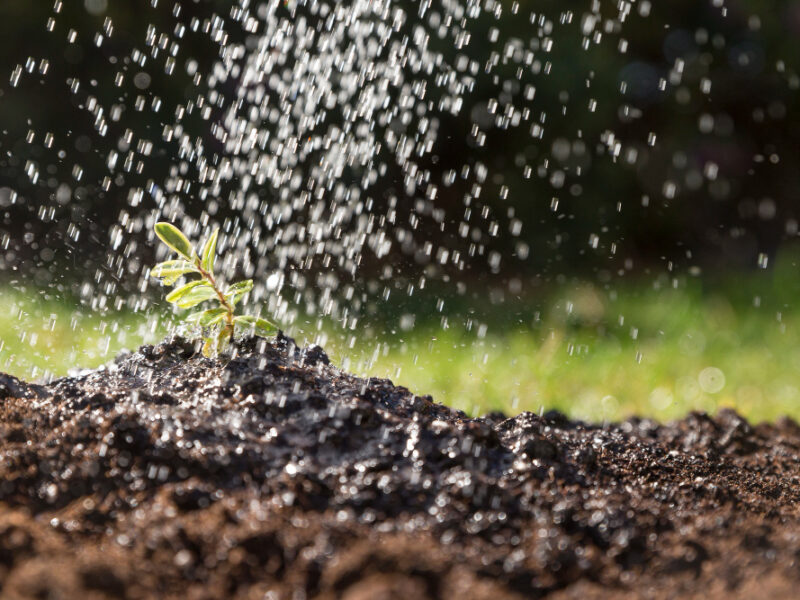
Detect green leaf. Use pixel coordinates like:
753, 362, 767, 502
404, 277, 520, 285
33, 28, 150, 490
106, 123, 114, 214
151, 260, 198, 286
225, 280, 254, 294
185, 307, 227, 326
234, 315, 276, 335
174, 285, 219, 309
202, 336, 216, 357
154, 222, 195, 260
224, 279, 253, 306
165, 280, 207, 303
201, 227, 219, 273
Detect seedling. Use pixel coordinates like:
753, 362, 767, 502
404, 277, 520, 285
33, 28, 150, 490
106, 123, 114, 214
151, 222, 275, 356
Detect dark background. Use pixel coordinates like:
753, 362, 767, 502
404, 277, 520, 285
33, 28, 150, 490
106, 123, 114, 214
1, 0, 800, 297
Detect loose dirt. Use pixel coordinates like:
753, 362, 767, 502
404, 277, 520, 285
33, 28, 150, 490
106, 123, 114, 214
2, 335, 800, 599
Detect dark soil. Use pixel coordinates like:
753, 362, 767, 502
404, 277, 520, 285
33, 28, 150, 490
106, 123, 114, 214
2, 335, 800, 599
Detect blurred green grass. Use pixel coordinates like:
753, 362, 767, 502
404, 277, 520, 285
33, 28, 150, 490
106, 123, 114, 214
2, 262, 800, 423
0, 290, 164, 380
358, 286, 799, 423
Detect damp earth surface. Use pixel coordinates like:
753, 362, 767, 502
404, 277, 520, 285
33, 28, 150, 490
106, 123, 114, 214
2, 335, 800, 599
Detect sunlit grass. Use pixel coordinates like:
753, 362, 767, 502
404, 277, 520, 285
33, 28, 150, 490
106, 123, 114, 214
337, 266, 800, 423
2, 267, 800, 423
360, 307, 800, 423
0, 292, 164, 381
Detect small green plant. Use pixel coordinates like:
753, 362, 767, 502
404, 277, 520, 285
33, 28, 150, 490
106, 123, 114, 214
151, 222, 275, 356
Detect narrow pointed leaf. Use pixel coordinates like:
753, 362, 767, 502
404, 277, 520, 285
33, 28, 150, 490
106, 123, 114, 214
151, 259, 196, 275
161, 272, 189, 287
174, 285, 219, 309
165, 280, 207, 303
206, 313, 227, 326
185, 307, 228, 326
151, 260, 198, 285
201, 228, 219, 273
224, 279, 253, 306
225, 280, 254, 294
154, 222, 195, 260
255, 319, 276, 335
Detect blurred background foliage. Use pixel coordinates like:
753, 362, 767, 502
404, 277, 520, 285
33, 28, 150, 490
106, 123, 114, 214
2, 0, 800, 421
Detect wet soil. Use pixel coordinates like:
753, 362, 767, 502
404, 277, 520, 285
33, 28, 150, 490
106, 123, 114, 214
2, 334, 800, 599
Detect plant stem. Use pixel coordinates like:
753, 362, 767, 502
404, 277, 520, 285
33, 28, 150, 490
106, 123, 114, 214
195, 258, 234, 333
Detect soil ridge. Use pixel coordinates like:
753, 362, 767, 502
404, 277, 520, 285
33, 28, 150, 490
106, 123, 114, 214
2, 335, 800, 599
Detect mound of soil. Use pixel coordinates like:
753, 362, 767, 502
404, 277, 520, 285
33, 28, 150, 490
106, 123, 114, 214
2, 335, 800, 599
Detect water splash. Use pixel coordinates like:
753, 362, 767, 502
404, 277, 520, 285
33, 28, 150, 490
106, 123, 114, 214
1, 0, 796, 385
